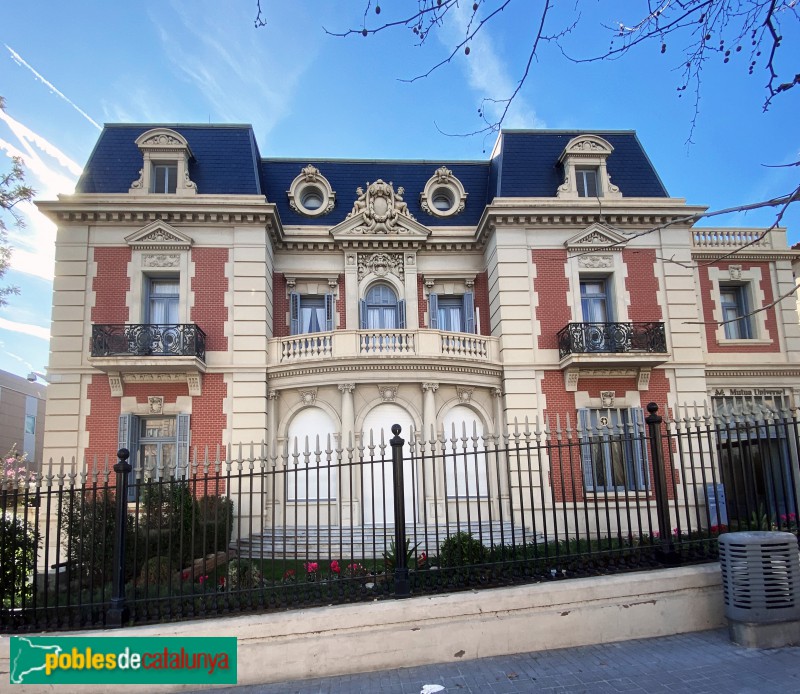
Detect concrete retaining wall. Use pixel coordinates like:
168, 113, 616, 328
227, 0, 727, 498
0, 564, 724, 691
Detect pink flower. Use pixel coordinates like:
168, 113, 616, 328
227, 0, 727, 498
304, 562, 319, 573
330, 560, 340, 574
198, 574, 209, 585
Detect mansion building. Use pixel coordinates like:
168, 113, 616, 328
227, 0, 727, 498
37, 125, 800, 521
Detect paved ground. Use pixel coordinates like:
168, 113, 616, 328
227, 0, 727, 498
199, 628, 800, 693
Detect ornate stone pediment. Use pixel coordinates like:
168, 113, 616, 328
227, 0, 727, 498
345, 180, 416, 233
125, 220, 193, 251
331, 180, 431, 248
565, 223, 627, 253
357, 253, 404, 281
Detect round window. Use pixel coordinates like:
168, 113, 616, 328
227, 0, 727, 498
300, 186, 324, 211
431, 188, 455, 212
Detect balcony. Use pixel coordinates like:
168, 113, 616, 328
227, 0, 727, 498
556, 321, 669, 373
89, 325, 207, 395
92, 323, 206, 359
269, 329, 500, 376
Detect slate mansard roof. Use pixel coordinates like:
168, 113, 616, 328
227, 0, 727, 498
75, 124, 670, 226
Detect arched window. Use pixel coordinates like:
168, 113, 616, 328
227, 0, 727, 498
286, 408, 338, 501
443, 406, 488, 498
360, 284, 405, 330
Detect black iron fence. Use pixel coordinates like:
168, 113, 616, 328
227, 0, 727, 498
2, 402, 798, 632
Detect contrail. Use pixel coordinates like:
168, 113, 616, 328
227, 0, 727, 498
5, 44, 102, 130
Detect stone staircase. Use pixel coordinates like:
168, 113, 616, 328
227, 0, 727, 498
233, 521, 541, 559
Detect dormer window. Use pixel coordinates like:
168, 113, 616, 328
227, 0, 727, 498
129, 128, 196, 197
557, 135, 622, 200
576, 168, 599, 198
152, 162, 178, 194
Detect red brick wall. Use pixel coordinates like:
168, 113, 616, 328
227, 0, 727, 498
541, 369, 675, 502
623, 249, 662, 321
91, 248, 131, 323
273, 272, 288, 337
532, 250, 570, 349
84, 375, 122, 477
473, 271, 491, 336
84, 375, 227, 492
698, 261, 779, 353
418, 275, 426, 328
336, 273, 346, 330
191, 248, 228, 352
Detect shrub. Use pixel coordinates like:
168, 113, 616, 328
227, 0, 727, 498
439, 532, 488, 567
0, 514, 39, 606
136, 555, 173, 587
194, 495, 234, 558
60, 490, 135, 584
383, 538, 418, 572
226, 559, 263, 590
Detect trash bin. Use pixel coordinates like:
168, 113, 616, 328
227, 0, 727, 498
718, 531, 800, 647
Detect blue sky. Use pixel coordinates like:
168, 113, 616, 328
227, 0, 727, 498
1, 1, 797, 380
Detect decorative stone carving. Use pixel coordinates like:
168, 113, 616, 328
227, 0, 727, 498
268, 389, 279, 400
299, 389, 317, 406
422, 383, 439, 393
637, 368, 651, 391
578, 254, 614, 269
420, 166, 468, 217
357, 252, 404, 281
378, 384, 398, 402
456, 386, 474, 404
126, 221, 193, 251
148, 396, 165, 414
338, 383, 355, 394
108, 373, 123, 398
186, 373, 202, 396
564, 369, 580, 392
491, 387, 503, 398
557, 134, 622, 200
143, 253, 180, 268
600, 391, 615, 408
287, 164, 335, 216
565, 224, 627, 253
346, 180, 416, 233
729, 265, 742, 281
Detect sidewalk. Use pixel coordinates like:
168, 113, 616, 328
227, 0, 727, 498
199, 628, 800, 694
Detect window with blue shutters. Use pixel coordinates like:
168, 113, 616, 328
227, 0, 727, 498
289, 292, 335, 335
360, 284, 403, 329
428, 292, 475, 333
579, 407, 648, 492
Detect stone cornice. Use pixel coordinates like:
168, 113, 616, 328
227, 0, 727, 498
474, 198, 706, 247
690, 251, 798, 262
36, 195, 281, 229
705, 368, 800, 378
267, 361, 502, 382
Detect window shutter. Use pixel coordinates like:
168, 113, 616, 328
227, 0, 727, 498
630, 406, 649, 490
463, 292, 475, 334
578, 409, 594, 491
359, 299, 367, 329
398, 299, 406, 329
177, 414, 191, 479
289, 292, 300, 335
118, 414, 139, 501
428, 293, 439, 329
324, 293, 335, 331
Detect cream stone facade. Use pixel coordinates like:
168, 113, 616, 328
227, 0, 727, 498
37, 126, 800, 532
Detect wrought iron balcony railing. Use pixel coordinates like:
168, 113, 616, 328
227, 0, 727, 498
91, 324, 206, 360
557, 322, 667, 359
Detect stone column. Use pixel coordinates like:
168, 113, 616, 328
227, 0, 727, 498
492, 387, 511, 518
338, 383, 358, 525
267, 389, 281, 524
422, 383, 443, 521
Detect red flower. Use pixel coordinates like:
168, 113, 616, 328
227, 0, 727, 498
330, 560, 341, 574
304, 562, 319, 573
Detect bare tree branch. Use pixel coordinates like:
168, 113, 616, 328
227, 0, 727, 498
683, 278, 800, 327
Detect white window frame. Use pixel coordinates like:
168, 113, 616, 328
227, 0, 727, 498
707, 266, 771, 344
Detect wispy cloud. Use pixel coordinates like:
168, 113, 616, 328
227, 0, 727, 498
0, 317, 50, 341
441, 5, 542, 130
5, 45, 102, 131
151, 2, 318, 136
